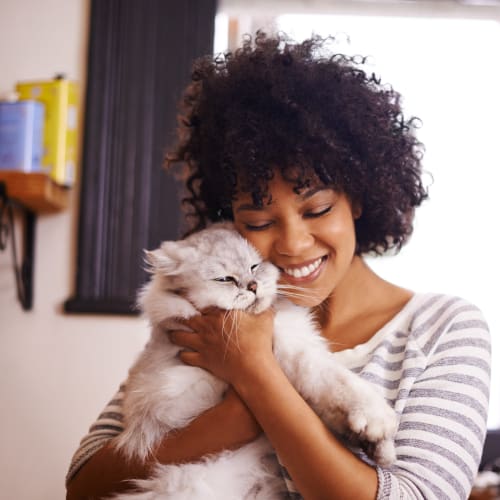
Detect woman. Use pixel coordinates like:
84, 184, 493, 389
66, 33, 490, 499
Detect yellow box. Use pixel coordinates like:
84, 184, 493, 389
16, 77, 78, 186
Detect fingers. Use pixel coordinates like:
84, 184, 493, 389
169, 330, 202, 350
169, 331, 206, 369
178, 350, 203, 367
180, 308, 224, 330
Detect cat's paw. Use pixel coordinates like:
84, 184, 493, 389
373, 437, 397, 467
347, 398, 398, 466
348, 399, 397, 441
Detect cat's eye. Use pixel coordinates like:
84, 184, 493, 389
213, 276, 237, 284
250, 263, 260, 272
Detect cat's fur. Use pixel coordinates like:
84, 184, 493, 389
112, 222, 398, 500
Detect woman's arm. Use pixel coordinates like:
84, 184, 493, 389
372, 298, 491, 499
175, 298, 491, 500
66, 388, 261, 499
234, 356, 380, 500
175, 309, 380, 500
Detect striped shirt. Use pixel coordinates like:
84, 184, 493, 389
66, 293, 491, 499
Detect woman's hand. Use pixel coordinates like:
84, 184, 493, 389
67, 387, 262, 500
215, 386, 263, 443
169, 307, 275, 386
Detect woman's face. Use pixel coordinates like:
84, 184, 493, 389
232, 173, 359, 307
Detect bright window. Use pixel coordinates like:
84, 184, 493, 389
217, 12, 500, 428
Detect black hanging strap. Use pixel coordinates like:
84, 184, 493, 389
0, 181, 35, 310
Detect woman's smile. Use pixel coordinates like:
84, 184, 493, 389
279, 255, 328, 283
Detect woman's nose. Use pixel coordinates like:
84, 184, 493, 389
274, 222, 314, 256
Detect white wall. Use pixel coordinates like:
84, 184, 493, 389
0, 2, 149, 499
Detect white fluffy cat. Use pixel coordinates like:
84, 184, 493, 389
112, 222, 397, 500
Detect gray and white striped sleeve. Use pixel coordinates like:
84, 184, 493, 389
65, 384, 126, 485
377, 297, 491, 499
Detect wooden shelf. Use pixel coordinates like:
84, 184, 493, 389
0, 171, 70, 213
0, 171, 71, 310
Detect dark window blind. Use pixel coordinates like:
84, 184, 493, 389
65, 0, 216, 314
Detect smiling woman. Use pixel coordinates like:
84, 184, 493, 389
67, 32, 491, 500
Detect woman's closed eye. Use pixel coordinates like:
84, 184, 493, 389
242, 206, 332, 231
304, 205, 332, 218
243, 221, 273, 231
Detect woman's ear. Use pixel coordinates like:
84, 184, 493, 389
352, 201, 362, 220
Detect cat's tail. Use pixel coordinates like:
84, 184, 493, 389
113, 413, 166, 464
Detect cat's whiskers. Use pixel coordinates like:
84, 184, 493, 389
277, 286, 331, 317
277, 283, 330, 294
277, 288, 315, 299
232, 309, 243, 352
276, 283, 324, 303
221, 308, 242, 357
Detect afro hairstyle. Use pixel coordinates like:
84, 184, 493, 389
166, 32, 428, 255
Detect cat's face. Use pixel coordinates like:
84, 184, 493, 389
146, 223, 279, 313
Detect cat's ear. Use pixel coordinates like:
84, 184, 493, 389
144, 241, 198, 275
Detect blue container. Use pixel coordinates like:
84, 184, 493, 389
0, 100, 45, 172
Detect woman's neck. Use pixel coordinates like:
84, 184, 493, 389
314, 256, 413, 351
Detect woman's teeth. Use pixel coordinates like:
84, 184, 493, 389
283, 257, 323, 278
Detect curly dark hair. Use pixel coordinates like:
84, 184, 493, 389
166, 32, 428, 255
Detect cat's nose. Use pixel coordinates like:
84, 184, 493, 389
247, 280, 257, 294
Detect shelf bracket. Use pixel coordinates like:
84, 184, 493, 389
0, 181, 35, 310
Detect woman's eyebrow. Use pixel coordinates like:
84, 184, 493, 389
300, 186, 330, 200
235, 186, 331, 212
234, 203, 263, 213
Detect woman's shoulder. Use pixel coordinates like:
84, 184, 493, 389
405, 292, 488, 326
357, 291, 489, 356
403, 292, 490, 351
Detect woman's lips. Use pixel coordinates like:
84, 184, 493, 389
279, 255, 328, 283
